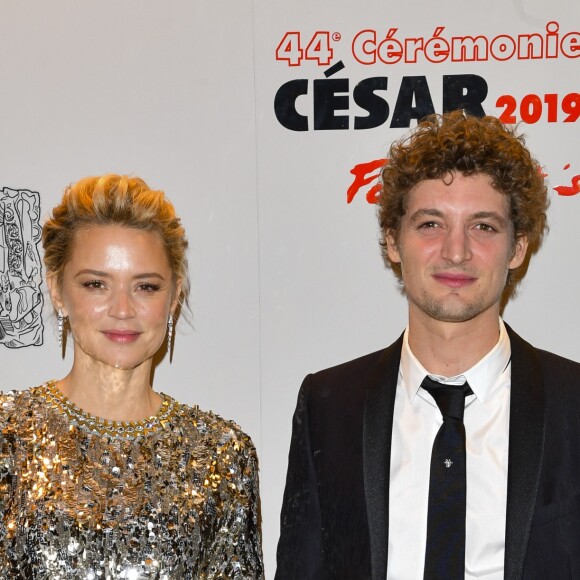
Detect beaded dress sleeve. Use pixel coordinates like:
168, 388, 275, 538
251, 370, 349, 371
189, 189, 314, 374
196, 420, 264, 578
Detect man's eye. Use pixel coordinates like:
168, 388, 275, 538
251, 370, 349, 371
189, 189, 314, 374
475, 223, 496, 232
419, 221, 439, 229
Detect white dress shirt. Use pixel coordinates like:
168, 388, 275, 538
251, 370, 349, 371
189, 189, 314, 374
387, 319, 511, 579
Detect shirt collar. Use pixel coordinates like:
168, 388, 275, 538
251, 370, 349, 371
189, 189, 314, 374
400, 318, 511, 404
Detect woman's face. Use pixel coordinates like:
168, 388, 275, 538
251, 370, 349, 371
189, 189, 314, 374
48, 224, 181, 371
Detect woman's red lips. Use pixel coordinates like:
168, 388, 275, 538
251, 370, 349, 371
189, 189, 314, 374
102, 331, 141, 344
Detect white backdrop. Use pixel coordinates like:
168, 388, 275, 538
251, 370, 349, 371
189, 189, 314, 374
0, 1, 578, 576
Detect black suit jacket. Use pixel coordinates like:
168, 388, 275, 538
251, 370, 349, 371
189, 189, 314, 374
275, 326, 580, 579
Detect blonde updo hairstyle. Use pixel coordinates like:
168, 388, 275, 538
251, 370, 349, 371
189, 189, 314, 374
42, 174, 189, 313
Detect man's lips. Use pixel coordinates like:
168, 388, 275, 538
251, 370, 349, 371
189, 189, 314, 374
432, 273, 477, 288
102, 330, 142, 344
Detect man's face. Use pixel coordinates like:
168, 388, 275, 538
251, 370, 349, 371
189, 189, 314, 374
386, 172, 528, 325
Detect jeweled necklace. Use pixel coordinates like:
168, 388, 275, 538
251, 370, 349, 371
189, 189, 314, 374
40, 380, 179, 439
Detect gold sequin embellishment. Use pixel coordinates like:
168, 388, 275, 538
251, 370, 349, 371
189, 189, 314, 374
0, 382, 263, 579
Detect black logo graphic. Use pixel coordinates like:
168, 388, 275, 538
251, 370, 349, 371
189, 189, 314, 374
0, 187, 43, 348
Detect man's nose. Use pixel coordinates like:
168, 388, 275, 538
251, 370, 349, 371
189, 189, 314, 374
441, 227, 472, 264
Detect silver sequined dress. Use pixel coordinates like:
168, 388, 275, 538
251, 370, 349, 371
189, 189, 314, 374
0, 381, 264, 579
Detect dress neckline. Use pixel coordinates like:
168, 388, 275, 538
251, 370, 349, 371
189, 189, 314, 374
39, 379, 179, 439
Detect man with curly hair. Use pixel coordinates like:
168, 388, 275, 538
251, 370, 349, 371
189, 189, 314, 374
276, 111, 580, 580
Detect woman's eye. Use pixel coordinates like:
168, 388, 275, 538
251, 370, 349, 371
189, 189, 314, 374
138, 283, 161, 293
82, 280, 104, 289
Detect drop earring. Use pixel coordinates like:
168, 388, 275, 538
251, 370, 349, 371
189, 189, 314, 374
58, 309, 64, 348
167, 314, 174, 345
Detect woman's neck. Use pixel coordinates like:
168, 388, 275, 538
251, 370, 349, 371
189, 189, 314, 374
56, 358, 162, 422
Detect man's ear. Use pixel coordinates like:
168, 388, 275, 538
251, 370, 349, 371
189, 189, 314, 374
385, 230, 401, 263
508, 234, 529, 270
46, 273, 66, 316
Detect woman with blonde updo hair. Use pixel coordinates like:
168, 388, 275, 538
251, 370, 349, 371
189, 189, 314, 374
0, 175, 264, 579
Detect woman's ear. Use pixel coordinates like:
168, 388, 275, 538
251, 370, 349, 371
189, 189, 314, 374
46, 273, 66, 316
170, 278, 183, 317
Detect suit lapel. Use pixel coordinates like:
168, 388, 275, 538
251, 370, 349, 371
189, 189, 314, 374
363, 335, 403, 580
362, 327, 546, 579
504, 325, 546, 580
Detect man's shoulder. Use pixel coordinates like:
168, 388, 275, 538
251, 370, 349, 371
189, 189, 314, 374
508, 326, 580, 407
301, 335, 403, 402
312, 334, 403, 380
534, 347, 580, 373
533, 348, 580, 400
508, 324, 580, 375
310, 347, 389, 380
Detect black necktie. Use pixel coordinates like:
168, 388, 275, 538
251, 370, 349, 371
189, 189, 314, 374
421, 376, 473, 580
